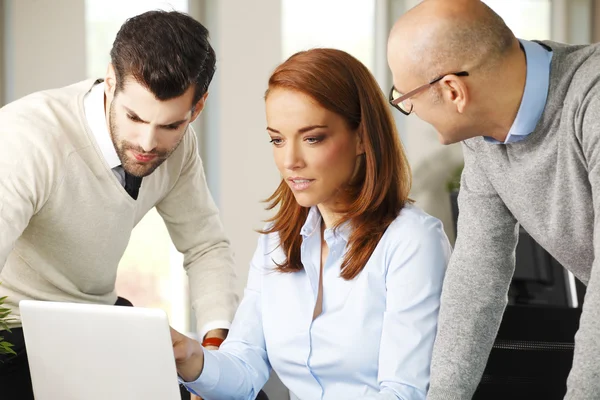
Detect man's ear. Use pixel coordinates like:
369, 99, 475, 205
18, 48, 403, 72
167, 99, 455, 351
441, 75, 469, 114
105, 63, 117, 98
190, 92, 210, 122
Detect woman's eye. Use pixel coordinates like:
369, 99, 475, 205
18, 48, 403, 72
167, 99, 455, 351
305, 135, 325, 144
269, 138, 283, 145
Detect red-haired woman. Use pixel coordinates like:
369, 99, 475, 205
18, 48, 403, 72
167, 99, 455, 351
172, 48, 451, 400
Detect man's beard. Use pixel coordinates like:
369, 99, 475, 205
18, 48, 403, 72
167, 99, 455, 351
108, 101, 183, 178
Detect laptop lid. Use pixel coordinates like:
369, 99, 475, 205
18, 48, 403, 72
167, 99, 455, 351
19, 300, 181, 400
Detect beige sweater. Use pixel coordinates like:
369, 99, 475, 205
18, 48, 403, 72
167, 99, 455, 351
0, 80, 238, 334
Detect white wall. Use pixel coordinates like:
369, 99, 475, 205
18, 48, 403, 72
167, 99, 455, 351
197, 2, 288, 398
2, 0, 86, 103
199, 0, 282, 295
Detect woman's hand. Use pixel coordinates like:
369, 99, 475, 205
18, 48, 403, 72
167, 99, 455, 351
170, 327, 205, 382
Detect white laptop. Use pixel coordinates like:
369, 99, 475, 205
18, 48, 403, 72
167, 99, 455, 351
19, 300, 181, 400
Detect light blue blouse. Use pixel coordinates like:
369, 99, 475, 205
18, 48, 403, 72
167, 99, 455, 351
184, 204, 451, 400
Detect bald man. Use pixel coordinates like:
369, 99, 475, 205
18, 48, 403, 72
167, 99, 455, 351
387, 0, 600, 399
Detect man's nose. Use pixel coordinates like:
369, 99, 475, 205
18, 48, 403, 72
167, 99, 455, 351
139, 126, 158, 152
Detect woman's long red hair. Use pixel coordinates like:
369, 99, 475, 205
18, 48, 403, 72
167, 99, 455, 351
261, 48, 412, 280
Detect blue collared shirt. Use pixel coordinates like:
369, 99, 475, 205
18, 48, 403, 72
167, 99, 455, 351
486, 39, 553, 144
183, 204, 451, 400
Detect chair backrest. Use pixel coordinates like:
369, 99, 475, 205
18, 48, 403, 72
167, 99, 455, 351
472, 305, 581, 400
255, 390, 270, 400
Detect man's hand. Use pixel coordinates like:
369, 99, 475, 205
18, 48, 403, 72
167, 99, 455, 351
170, 327, 205, 382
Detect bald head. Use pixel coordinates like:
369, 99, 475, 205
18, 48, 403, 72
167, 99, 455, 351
387, 0, 528, 144
388, 0, 516, 81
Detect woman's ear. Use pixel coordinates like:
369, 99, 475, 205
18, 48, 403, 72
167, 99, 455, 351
355, 131, 365, 156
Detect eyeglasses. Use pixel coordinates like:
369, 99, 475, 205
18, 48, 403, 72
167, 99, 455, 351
389, 71, 469, 115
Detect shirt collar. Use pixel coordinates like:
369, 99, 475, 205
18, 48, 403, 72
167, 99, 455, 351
485, 39, 553, 144
83, 81, 121, 169
300, 206, 352, 243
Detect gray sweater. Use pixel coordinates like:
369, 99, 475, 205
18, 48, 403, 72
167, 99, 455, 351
427, 41, 600, 400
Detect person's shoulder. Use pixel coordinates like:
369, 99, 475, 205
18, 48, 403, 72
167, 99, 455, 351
257, 223, 282, 253
1, 80, 92, 114
460, 136, 486, 153
250, 223, 286, 270
0, 82, 93, 195
0, 82, 92, 166
182, 124, 199, 147
543, 40, 600, 59
546, 41, 600, 98
0, 80, 91, 139
155, 125, 201, 181
381, 204, 451, 257
571, 46, 600, 89
43, 79, 96, 102
169, 124, 200, 166
386, 203, 446, 238
381, 204, 451, 273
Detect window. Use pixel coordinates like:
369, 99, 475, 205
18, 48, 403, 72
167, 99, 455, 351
85, 0, 191, 333
86, 0, 190, 79
483, 0, 552, 40
282, 0, 376, 71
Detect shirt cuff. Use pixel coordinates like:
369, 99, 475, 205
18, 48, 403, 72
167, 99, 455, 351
179, 347, 220, 395
198, 320, 231, 340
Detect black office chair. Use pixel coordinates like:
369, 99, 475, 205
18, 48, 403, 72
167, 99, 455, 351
256, 390, 270, 400
472, 305, 581, 400
179, 386, 270, 399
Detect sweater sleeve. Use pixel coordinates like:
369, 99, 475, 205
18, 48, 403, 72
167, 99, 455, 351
156, 128, 238, 336
0, 108, 56, 271
426, 141, 519, 400
565, 90, 600, 399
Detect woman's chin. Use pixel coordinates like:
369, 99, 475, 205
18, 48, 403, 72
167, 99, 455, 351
292, 193, 318, 208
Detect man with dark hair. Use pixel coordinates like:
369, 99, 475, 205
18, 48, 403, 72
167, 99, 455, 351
0, 10, 237, 399
387, 0, 600, 399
